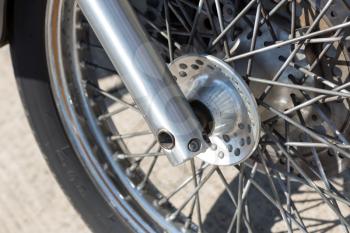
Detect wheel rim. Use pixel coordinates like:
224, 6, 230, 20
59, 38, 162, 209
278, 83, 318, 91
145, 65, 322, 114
46, 0, 350, 232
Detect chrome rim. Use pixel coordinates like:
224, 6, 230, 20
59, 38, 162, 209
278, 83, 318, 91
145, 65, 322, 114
46, 0, 350, 232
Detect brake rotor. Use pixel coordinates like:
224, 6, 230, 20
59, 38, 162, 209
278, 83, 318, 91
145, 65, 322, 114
169, 55, 260, 165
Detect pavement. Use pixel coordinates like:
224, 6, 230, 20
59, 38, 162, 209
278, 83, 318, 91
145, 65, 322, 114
0, 46, 91, 233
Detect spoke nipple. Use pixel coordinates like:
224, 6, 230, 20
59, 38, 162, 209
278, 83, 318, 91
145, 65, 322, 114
117, 154, 126, 159
167, 213, 177, 221
188, 138, 201, 152
157, 198, 167, 206
127, 163, 138, 173
183, 218, 192, 230
137, 182, 146, 191
278, 55, 286, 62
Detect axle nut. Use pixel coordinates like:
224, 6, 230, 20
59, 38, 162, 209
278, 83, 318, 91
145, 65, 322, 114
188, 138, 201, 152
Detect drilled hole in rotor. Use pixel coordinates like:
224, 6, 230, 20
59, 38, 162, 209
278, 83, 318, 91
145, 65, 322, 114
179, 63, 188, 69
247, 30, 262, 40
190, 100, 214, 136
157, 130, 175, 150
247, 136, 251, 145
191, 64, 199, 70
204, 18, 212, 30
264, 41, 274, 47
328, 150, 334, 157
195, 59, 204, 66
179, 71, 187, 77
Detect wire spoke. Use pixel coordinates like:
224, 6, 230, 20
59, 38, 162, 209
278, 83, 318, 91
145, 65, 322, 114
190, 160, 203, 233
168, 2, 191, 32
86, 82, 139, 112
226, 19, 350, 62
215, 168, 253, 233
127, 140, 157, 172
227, 163, 259, 233
187, 0, 204, 46
285, 142, 350, 148
98, 106, 129, 121
235, 160, 307, 232
168, 166, 217, 221
246, 2, 262, 78
290, 96, 350, 232
245, 161, 350, 207
170, 0, 206, 49
164, 0, 174, 62
109, 130, 153, 141
212, 0, 258, 46
306, 23, 347, 72
281, 82, 350, 116
236, 164, 246, 233
259, 0, 289, 26
259, 150, 293, 233
259, 2, 278, 41
183, 161, 205, 231
262, 102, 350, 159
258, 0, 338, 101
264, 128, 350, 229
286, 59, 350, 92
137, 147, 161, 190
157, 163, 209, 206
284, 121, 293, 229
296, 89, 350, 146
271, 160, 307, 230
137, 10, 182, 50
214, 0, 230, 57
248, 77, 350, 97
114, 152, 166, 160
249, 179, 308, 233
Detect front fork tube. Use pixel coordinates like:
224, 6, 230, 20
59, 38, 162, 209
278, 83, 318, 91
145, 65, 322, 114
77, 0, 208, 165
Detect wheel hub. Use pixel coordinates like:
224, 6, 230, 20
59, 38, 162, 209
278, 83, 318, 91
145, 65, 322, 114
169, 55, 260, 165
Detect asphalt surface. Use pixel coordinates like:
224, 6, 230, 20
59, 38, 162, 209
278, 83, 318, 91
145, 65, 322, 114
0, 46, 91, 233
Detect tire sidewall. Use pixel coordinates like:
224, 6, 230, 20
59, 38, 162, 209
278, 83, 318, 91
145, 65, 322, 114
9, 1, 132, 232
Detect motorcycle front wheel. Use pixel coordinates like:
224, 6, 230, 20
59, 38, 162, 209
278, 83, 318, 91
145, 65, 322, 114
10, 0, 350, 232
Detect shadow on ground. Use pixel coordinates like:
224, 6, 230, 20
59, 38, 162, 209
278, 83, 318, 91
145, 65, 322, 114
204, 168, 350, 233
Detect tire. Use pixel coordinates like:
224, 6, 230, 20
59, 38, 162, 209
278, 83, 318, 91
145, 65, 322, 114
9, 1, 133, 232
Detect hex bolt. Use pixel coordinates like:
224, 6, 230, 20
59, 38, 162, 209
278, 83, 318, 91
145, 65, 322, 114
188, 138, 202, 152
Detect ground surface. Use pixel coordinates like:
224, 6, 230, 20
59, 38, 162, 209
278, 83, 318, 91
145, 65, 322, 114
0, 46, 91, 233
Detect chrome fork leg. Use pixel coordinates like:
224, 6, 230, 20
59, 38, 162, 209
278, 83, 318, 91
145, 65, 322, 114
77, 0, 207, 165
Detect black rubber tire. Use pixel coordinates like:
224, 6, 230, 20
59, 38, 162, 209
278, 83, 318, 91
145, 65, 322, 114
9, 1, 133, 232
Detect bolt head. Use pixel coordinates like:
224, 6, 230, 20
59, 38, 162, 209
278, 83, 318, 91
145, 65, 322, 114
188, 138, 201, 152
